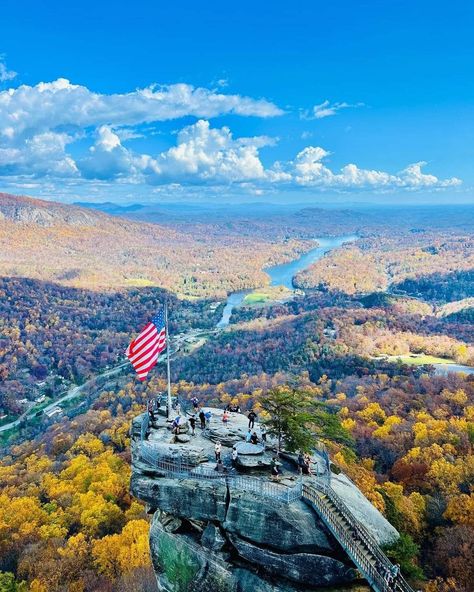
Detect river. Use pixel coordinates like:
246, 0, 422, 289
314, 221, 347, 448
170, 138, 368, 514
217, 235, 357, 328
433, 363, 474, 376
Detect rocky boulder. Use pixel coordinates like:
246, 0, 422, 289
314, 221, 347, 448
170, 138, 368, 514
331, 473, 399, 545
234, 442, 264, 455
206, 425, 247, 446
131, 474, 227, 522
201, 524, 226, 551
149, 514, 341, 592
236, 455, 272, 469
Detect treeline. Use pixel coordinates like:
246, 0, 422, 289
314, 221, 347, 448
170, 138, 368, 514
0, 277, 221, 415
395, 270, 474, 304
175, 297, 474, 386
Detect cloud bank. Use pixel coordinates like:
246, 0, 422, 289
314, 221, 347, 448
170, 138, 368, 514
0, 77, 461, 197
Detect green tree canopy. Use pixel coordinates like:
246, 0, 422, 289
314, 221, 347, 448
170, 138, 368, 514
261, 385, 350, 453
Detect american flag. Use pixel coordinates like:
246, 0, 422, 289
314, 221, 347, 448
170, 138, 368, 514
126, 309, 167, 381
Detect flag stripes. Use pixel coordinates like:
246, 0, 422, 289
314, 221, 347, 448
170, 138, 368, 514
126, 309, 167, 381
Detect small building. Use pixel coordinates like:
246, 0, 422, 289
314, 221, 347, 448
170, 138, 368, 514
44, 407, 62, 418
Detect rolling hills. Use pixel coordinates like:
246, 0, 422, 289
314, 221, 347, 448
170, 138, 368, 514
0, 193, 311, 297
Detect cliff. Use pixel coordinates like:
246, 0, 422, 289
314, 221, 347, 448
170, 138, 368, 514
130, 409, 399, 592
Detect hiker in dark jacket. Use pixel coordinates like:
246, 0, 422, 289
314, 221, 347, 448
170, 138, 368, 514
199, 410, 206, 430
248, 410, 257, 429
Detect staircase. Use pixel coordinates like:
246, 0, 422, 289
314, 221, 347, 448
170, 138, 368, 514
302, 482, 416, 592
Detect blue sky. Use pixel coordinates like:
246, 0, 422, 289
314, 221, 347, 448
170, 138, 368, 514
0, 0, 473, 203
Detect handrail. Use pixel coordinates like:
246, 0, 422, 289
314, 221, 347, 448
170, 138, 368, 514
302, 483, 415, 592
139, 442, 302, 504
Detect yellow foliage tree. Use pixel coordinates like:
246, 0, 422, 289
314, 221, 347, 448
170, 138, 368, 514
92, 519, 150, 579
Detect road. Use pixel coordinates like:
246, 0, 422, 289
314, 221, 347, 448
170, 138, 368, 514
0, 327, 214, 435
0, 361, 129, 433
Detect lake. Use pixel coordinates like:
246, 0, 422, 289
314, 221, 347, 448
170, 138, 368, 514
217, 235, 356, 328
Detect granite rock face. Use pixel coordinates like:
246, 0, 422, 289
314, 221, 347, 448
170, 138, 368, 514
229, 535, 356, 586
131, 474, 228, 522
149, 514, 339, 592
224, 487, 333, 553
131, 412, 398, 591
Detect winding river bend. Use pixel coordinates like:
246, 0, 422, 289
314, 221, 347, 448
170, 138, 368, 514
217, 235, 357, 328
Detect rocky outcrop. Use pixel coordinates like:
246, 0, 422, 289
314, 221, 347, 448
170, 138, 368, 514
0, 193, 102, 226
224, 487, 333, 553
149, 513, 346, 592
131, 411, 399, 591
229, 534, 356, 587
330, 472, 399, 545
131, 475, 228, 522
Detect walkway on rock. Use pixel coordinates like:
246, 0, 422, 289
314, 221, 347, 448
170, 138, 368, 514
135, 410, 416, 592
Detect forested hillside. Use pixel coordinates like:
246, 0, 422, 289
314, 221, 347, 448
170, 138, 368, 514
0, 193, 312, 297
294, 234, 474, 296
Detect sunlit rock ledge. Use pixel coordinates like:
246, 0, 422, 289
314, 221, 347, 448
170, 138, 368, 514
130, 408, 398, 592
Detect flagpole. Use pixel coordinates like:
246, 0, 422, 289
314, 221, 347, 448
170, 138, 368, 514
165, 301, 172, 419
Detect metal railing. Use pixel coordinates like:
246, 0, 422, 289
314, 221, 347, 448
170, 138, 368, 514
139, 442, 302, 503
302, 482, 415, 592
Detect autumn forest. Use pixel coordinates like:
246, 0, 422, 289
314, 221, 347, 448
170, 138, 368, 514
1, 194, 474, 592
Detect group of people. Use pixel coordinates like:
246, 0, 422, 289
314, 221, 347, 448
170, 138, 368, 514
152, 396, 280, 477
297, 452, 313, 475
245, 427, 266, 445
225, 402, 241, 413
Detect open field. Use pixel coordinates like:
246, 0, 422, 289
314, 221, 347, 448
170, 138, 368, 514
243, 285, 293, 306
376, 353, 457, 366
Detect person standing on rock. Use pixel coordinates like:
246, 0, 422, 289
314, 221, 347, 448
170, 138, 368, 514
245, 429, 252, 443
297, 452, 305, 474
261, 425, 267, 444
205, 410, 212, 427
271, 456, 281, 481
199, 409, 206, 430
147, 399, 155, 422
189, 415, 196, 436
215, 440, 222, 461
191, 396, 199, 410
232, 446, 238, 468
222, 410, 230, 425
248, 410, 257, 429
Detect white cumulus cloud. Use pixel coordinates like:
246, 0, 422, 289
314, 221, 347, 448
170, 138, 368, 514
292, 146, 461, 189
0, 131, 77, 177
0, 75, 462, 195
0, 78, 283, 140
79, 120, 273, 185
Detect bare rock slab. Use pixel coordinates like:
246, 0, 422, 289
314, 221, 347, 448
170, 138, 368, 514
224, 487, 333, 553
230, 534, 356, 587
131, 474, 227, 522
